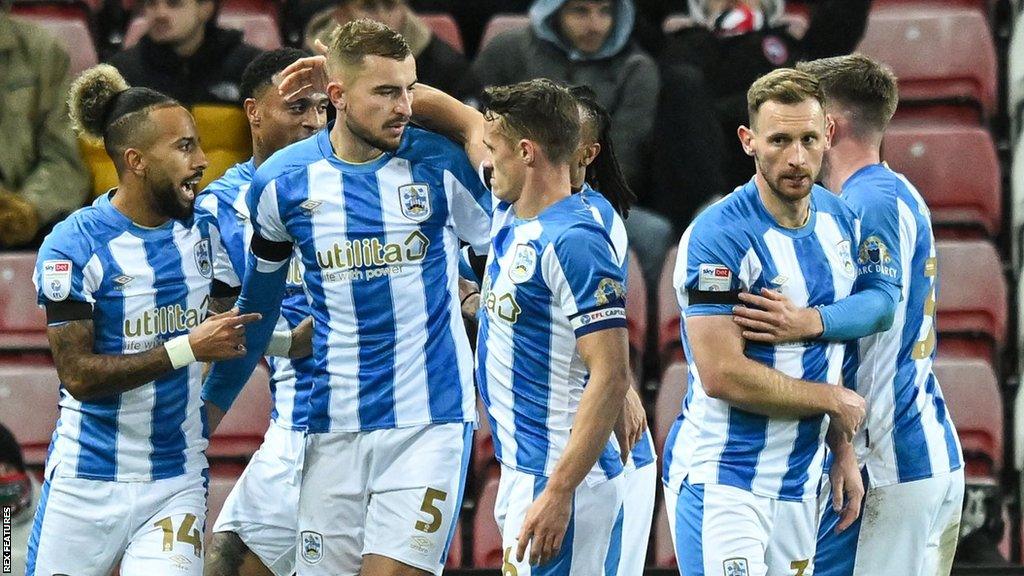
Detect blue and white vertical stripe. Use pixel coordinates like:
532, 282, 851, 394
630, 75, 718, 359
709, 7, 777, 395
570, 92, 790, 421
33, 192, 214, 481
248, 126, 492, 433
663, 180, 859, 501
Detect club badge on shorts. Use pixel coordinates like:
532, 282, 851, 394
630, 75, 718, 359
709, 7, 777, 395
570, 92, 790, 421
508, 244, 537, 284
723, 557, 749, 576
399, 183, 432, 222
301, 531, 323, 564
42, 260, 72, 301
193, 239, 213, 279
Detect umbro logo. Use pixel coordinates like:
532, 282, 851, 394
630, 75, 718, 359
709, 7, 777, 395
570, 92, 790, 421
300, 200, 323, 215
113, 275, 135, 290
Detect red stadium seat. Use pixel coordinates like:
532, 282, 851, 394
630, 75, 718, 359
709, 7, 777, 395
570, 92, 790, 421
10, 3, 98, 77
419, 12, 463, 54
0, 362, 60, 466
934, 240, 1006, 358
856, 4, 997, 120
0, 252, 49, 351
653, 497, 677, 568
626, 249, 647, 373
472, 397, 496, 482
204, 466, 241, 541
445, 515, 463, 568
208, 363, 272, 459
657, 247, 682, 367
124, 10, 282, 50
655, 361, 688, 464
870, 0, 993, 13
478, 13, 529, 53
933, 356, 1001, 476
882, 124, 1001, 237
472, 469, 503, 568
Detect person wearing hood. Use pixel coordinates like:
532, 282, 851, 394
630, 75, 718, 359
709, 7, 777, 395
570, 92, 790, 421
107, 0, 263, 105
473, 0, 658, 193
303, 0, 480, 103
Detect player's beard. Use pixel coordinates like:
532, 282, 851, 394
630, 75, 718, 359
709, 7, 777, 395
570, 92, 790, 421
346, 114, 403, 153
147, 170, 195, 221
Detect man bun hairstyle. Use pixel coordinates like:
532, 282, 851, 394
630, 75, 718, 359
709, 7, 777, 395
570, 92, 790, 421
484, 79, 582, 166
68, 64, 180, 169
797, 53, 899, 141
569, 85, 635, 218
746, 68, 826, 126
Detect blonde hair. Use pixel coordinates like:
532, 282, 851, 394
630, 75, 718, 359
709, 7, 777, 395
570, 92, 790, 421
746, 68, 825, 125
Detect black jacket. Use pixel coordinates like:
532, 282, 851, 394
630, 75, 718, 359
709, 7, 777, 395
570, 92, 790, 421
108, 24, 263, 105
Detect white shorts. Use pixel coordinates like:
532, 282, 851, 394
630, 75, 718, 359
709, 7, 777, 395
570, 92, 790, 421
495, 463, 625, 576
213, 422, 305, 576
606, 462, 657, 576
26, 470, 207, 576
666, 481, 818, 576
296, 422, 472, 575
815, 469, 964, 576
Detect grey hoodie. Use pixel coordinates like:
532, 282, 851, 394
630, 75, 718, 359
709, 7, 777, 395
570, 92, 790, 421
472, 0, 659, 188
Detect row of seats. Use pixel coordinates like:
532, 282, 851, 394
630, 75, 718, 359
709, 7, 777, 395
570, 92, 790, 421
2, 349, 1002, 567
11, 0, 1000, 121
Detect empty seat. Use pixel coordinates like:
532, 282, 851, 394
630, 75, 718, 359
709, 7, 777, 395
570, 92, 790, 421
653, 497, 677, 568
191, 104, 253, 188
856, 5, 997, 120
0, 252, 49, 351
478, 13, 529, 52
933, 356, 1001, 476
657, 247, 682, 367
419, 12, 463, 53
626, 249, 647, 373
655, 361, 688, 463
882, 124, 1000, 237
124, 10, 281, 50
0, 362, 60, 465
208, 363, 272, 459
11, 3, 98, 77
472, 469, 503, 568
934, 240, 1006, 357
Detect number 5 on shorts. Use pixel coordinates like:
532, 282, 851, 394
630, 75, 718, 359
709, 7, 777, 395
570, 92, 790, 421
415, 488, 448, 533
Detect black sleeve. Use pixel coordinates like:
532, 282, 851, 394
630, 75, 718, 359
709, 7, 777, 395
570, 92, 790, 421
799, 0, 873, 60
44, 300, 93, 324
211, 279, 242, 299
251, 232, 292, 262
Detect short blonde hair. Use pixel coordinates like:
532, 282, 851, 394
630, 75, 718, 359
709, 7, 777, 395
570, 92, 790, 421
746, 68, 826, 126
326, 18, 410, 75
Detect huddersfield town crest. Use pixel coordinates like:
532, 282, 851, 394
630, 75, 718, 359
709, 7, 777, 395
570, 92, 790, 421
508, 244, 537, 284
723, 558, 749, 576
301, 531, 323, 564
193, 239, 213, 279
399, 183, 432, 222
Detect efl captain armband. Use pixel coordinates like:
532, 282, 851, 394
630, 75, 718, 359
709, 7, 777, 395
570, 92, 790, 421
687, 289, 741, 305
164, 334, 197, 370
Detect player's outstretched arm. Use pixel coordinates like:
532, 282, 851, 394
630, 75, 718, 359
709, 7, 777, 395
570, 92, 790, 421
49, 309, 261, 401
410, 84, 489, 169
687, 314, 865, 440
825, 421, 864, 533
516, 326, 630, 566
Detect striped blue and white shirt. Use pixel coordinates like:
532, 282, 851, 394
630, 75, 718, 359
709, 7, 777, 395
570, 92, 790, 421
199, 159, 314, 430
477, 193, 628, 481
663, 179, 860, 501
841, 164, 962, 487
33, 192, 220, 482
249, 125, 492, 433
580, 185, 655, 471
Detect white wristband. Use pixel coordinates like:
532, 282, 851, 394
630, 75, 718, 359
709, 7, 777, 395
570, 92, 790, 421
265, 330, 292, 357
164, 334, 197, 370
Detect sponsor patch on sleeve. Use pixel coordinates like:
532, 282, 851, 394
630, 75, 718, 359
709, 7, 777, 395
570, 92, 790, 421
697, 263, 733, 292
42, 259, 72, 301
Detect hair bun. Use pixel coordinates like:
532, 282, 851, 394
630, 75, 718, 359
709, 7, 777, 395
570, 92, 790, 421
68, 64, 130, 143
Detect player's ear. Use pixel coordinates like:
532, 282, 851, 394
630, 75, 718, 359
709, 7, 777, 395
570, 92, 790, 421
244, 98, 260, 127
824, 114, 836, 150
123, 147, 145, 175
519, 139, 533, 165
327, 81, 346, 113
582, 142, 601, 168
737, 125, 755, 157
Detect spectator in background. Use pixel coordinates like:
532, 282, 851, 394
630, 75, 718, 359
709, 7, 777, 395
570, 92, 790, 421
302, 0, 480, 102
473, 0, 659, 193
107, 0, 262, 105
0, 3, 89, 248
0, 422, 39, 576
649, 0, 872, 229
